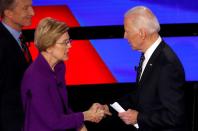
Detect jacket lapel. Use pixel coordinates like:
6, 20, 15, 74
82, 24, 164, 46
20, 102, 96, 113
139, 41, 165, 85
0, 22, 29, 66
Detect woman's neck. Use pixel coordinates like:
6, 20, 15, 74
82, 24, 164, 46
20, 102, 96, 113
41, 52, 58, 71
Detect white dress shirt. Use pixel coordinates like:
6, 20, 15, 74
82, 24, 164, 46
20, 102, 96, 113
140, 36, 162, 79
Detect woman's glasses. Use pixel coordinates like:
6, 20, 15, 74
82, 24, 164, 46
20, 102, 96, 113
56, 39, 72, 46
64, 39, 72, 46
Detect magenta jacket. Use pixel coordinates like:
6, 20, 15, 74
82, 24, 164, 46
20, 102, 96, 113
21, 54, 84, 131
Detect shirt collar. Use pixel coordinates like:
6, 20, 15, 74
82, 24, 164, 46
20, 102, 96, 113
144, 36, 162, 60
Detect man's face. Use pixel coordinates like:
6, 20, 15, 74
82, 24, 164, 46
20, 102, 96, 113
124, 16, 143, 51
6, 0, 34, 30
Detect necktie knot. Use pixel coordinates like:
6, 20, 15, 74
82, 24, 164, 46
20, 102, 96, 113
139, 53, 145, 65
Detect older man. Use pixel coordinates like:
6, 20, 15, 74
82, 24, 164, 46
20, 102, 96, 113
116, 6, 186, 131
101, 6, 186, 131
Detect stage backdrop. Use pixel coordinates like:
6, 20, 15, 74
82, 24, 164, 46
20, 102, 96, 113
24, 0, 198, 85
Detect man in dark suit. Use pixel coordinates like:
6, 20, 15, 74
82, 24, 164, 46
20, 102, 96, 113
117, 6, 186, 131
101, 6, 186, 131
0, 0, 34, 130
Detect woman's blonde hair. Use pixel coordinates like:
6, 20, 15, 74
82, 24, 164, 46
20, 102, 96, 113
34, 17, 69, 52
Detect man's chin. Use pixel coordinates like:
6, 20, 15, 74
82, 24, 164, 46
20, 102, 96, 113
24, 20, 33, 26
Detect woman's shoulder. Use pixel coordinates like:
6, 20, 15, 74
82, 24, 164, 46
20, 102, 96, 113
22, 60, 50, 88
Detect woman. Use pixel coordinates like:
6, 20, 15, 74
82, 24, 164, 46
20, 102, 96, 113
21, 17, 105, 131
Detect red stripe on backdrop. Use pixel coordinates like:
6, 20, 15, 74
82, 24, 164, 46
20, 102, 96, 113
25, 6, 117, 85
23, 5, 80, 29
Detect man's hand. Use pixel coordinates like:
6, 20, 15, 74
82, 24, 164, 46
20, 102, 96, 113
118, 109, 138, 125
102, 104, 112, 116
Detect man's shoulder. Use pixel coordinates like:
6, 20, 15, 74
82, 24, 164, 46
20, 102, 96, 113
0, 23, 13, 45
161, 43, 181, 65
157, 42, 185, 75
0, 22, 7, 35
0, 26, 8, 52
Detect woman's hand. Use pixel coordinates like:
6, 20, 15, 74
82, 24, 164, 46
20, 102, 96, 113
83, 103, 105, 123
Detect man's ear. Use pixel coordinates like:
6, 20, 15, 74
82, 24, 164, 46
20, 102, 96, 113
139, 28, 146, 40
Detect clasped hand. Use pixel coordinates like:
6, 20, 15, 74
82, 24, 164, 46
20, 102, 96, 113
83, 103, 111, 123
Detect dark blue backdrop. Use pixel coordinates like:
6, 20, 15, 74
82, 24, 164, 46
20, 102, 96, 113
33, 0, 198, 82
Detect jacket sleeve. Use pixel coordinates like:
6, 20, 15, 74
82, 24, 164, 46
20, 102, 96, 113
117, 88, 138, 110
137, 63, 185, 128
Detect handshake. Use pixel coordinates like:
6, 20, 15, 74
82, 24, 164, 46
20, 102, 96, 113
83, 103, 111, 123
80, 103, 139, 131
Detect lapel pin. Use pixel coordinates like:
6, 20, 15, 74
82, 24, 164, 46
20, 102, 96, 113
149, 63, 152, 66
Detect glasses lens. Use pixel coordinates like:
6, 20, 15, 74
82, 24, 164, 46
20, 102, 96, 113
66, 39, 72, 45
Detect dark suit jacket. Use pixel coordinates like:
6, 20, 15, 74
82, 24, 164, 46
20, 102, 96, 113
0, 22, 31, 131
118, 41, 186, 131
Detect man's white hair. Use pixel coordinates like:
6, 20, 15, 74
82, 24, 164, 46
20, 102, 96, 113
125, 6, 160, 34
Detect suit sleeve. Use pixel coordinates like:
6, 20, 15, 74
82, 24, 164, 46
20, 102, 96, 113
117, 89, 138, 110
137, 63, 185, 128
21, 75, 84, 130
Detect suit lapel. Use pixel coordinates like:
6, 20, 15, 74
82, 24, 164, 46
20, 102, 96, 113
0, 22, 29, 66
139, 41, 165, 85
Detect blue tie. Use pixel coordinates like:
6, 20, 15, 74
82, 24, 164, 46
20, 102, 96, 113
136, 53, 145, 82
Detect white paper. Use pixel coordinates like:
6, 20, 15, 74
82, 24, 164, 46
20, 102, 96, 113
110, 102, 139, 129
110, 102, 125, 112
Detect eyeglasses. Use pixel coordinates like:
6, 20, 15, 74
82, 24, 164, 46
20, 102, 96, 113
57, 39, 72, 46
64, 39, 72, 45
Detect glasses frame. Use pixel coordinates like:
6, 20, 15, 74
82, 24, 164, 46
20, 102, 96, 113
57, 39, 72, 46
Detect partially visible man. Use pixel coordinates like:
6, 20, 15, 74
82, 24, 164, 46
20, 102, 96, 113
102, 6, 186, 131
0, 0, 34, 130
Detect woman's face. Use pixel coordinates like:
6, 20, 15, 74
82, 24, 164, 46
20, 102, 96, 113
49, 32, 72, 62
